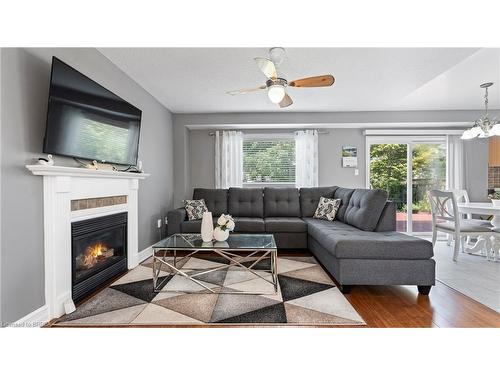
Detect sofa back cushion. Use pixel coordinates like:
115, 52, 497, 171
374, 200, 397, 232
228, 188, 264, 217
344, 188, 388, 231
299, 187, 338, 217
264, 188, 301, 217
333, 187, 355, 222
193, 188, 228, 216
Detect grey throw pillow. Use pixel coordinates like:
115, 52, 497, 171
313, 197, 341, 221
183, 199, 208, 221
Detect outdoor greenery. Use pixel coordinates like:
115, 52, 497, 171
243, 140, 295, 183
370, 143, 446, 211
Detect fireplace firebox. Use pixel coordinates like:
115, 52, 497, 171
72, 212, 128, 302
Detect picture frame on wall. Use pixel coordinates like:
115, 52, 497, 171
342, 146, 358, 168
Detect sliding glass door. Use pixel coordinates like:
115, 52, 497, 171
410, 143, 446, 233
367, 136, 446, 235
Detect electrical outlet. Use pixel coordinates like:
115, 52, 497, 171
157, 219, 162, 229
164, 217, 168, 225
354, 169, 359, 176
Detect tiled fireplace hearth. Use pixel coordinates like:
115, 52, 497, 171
26, 165, 149, 321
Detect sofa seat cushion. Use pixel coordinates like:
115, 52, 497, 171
264, 187, 301, 217
436, 219, 492, 232
180, 217, 218, 233
228, 188, 264, 218
300, 186, 338, 217
304, 218, 433, 260
264, 217, 307, 233
344, 188, 388, 231
233, 217, 265, 232
193, 188, 228, 216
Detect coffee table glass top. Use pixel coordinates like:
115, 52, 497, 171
152, 233, 276, 250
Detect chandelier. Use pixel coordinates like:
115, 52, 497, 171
461, 82, 499, 139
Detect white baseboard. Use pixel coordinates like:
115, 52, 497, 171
7, 304, 49, 328
138, 246, 153, 264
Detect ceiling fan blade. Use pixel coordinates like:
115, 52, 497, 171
254, 57, 277, 79
289, 75, 335, 88
226, 85, 266, 95
278, 93, 293, 108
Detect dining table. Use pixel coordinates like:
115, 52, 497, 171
457, 202, 500, 261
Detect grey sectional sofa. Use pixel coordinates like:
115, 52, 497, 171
167, 187, 435, 294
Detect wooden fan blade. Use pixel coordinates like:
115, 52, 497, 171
278, 93, 293, 108
226, 85, 266, 95
289, 75, 335, 88
254, 57, 277, 79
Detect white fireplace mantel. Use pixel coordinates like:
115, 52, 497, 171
26, 164, 150, 321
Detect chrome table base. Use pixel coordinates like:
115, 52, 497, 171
152, 247, 278, 294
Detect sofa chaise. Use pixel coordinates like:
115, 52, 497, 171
167, 187, 435, 294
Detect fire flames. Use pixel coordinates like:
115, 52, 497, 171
77, 242, 114, 269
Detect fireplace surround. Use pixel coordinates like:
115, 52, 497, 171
26, 164, 149, 321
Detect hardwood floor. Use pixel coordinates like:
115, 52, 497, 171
344, 282, 500, 328
46, 251, 500, 328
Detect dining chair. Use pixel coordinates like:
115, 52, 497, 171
488, 229, 500, 261
446, 189, 472, 247
428, 190, 493, 261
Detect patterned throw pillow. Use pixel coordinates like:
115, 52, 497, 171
313, 197, 341, 221
183, 199, 208, 221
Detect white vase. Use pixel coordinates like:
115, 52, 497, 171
201, 212, 214, 242
214, 226, 230, 242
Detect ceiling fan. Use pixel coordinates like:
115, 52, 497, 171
226, 47, 335, 108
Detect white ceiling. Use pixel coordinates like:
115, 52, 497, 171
98, 48, 500, 113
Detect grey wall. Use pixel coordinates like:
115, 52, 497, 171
464, 138, 489, 202
0, 48, 174, 323
174, 111, 493, 203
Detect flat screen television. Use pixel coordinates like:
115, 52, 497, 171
43, 57, 142, 166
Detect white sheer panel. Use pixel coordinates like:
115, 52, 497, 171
446, 135, 465, 190
295, 129, 318, 187
214, 130, 243, 188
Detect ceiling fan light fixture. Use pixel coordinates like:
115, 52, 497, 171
267, 85, 286, 103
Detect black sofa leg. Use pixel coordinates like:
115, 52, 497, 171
340, 285, 352, 294
417, 285, 432, 295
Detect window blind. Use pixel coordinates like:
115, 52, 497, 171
243, 140, 296, 183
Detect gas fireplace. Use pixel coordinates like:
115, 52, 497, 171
72, 212, 128, 302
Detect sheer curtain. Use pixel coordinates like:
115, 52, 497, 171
295, 130, 319, 187
214, 130, 243, 189
446, 135, 465, 190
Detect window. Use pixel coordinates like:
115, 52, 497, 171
243, 138, 296, 183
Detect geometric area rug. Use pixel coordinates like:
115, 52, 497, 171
53, 255, 365, 326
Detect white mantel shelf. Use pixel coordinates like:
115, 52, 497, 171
26, 164, 150, 179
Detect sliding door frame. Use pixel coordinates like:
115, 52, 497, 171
366, 135, 447, 235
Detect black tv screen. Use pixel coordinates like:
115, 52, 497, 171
43, 57, 142, 166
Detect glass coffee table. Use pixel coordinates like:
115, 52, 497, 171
151, 233, 278, 294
